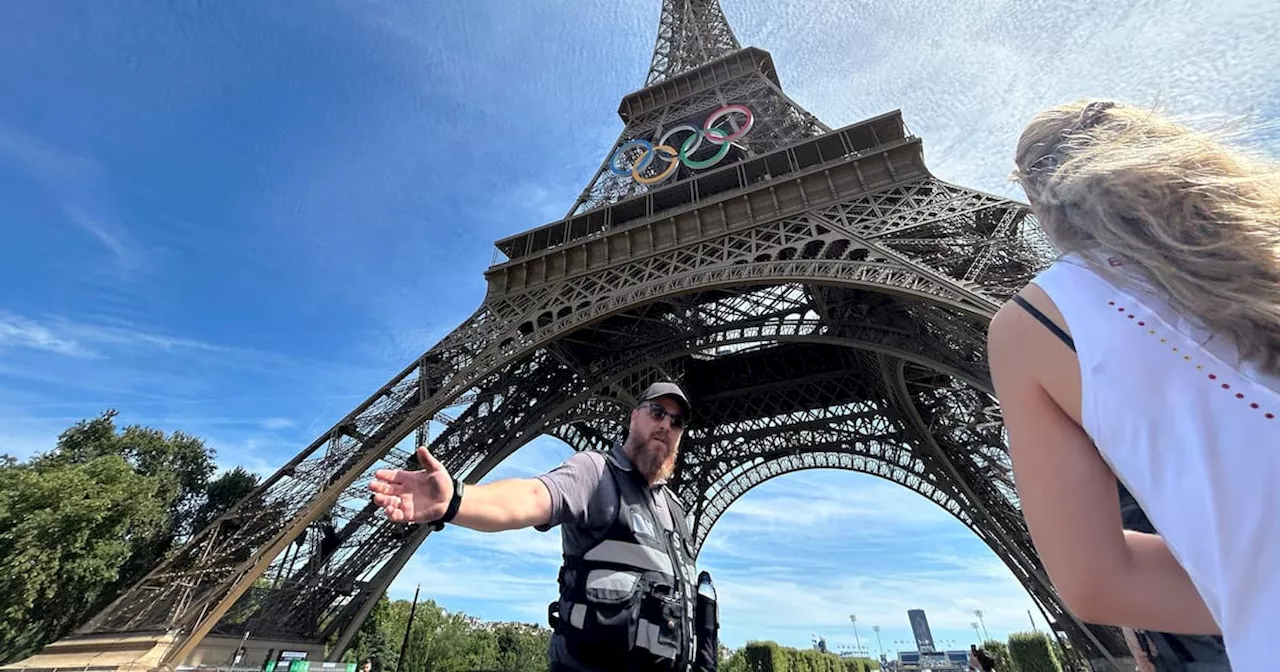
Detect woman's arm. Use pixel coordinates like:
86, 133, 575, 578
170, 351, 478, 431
987, 300, 1220, 634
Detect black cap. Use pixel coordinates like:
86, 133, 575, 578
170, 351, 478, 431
638, 381, 692, 420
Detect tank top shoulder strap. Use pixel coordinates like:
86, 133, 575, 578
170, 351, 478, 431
1010, 295, 1076, 352
1012, 252, 1139, 360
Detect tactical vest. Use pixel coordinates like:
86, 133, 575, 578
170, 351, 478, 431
552, 455, 699, 672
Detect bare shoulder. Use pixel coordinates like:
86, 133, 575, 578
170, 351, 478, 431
989, 285, 1083, 423
988, 285, 1071, 361
987, 297, 1039, 383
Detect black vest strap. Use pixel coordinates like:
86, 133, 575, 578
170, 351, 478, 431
661, 488, 691, 544
1011, 294, 1076, 352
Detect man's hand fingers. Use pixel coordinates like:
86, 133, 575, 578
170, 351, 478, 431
371, 465, 399, 481
416, 445, 446, 473
372, 493, 399, 509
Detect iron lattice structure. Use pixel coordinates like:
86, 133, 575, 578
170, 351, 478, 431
71, 1, 1130, 668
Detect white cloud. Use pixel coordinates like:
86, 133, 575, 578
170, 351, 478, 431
390, 552, 558, 606
209, 435, 293, 478
0, 311, 92, 357
0, 123, 148, 280
0, 311, 229, 359
715, 477, 967, 532
694, 471, 1050, 649
449, 526, 565, 564
707, 557, 1050, 651
725, 0, 1280, 198
260, 417, 295, 431
0, 121, 96, 185
62, 204, 134, 265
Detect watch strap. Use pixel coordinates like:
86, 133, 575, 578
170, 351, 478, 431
428, 476, 464, 531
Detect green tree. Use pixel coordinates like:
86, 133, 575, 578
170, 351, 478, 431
404, 607, 477, 672
982, 639, 1016, 672
341, 596, 400, 671
35, 410, 217, 537
492, 623, 550, 671
1008, 631, 1063, 672
721, 645, 748, 672
0, 411, 258, 665
0, 454, 169, 662
336, 596, 551, 672
191, 466, 261, 531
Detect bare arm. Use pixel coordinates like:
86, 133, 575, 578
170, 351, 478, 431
450, 477, 553, 533
369, 445, 552, 533
988, 300, 1219, 634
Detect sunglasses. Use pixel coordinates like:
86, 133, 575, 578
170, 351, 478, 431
640, 402, 686, 429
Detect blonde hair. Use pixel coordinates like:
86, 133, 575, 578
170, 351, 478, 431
1011, 99, 1280, 375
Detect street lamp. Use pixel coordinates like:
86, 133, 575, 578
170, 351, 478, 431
971, 621, 982, 644
849, 614, 862, 653
872, 625, 884, 660
974, 610, 990, 642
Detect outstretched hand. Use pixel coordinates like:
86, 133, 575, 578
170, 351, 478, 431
369, 445, 454, 524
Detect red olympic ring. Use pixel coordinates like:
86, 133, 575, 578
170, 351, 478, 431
608, 104, 754, 185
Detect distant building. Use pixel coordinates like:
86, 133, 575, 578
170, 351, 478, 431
907, 609, 936, 653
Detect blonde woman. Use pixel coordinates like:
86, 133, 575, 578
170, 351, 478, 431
988, 99, 1280, 668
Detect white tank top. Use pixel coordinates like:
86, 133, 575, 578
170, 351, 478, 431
1031, 254, 1280, 670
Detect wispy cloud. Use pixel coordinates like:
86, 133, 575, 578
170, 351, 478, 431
0, 123, 143, 277
62, 204, 134, 263
0, 122, 96, 184
390, 551, 560, 608
708, 554, 1048, 650
0, 311, 389, 468
0, 311, 93, 357
0, 311, 249, 365
260, 417, 295, 431
725, 0, 1280, 198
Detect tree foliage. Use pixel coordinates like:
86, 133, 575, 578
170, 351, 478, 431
0, 454, 167, 658
0, 411, 259, 664
981, 639, 1016, 672
738, 641, 877, 672
1008, 631, 1063, 672
338, 596, 551, 672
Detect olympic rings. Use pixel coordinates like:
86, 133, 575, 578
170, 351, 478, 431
609, 104, 754, 185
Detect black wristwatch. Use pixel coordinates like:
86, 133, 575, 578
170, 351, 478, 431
428, 476, 464, 532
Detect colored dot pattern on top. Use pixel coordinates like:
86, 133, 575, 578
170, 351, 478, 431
1108, 300, 1275, 420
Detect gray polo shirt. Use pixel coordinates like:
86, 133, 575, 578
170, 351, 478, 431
534, 443, 678, 671
534, 442, 675, 553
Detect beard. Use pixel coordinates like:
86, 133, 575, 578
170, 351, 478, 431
629, 432, 679, 484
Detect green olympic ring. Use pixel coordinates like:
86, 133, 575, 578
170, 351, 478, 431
608, 104, 754, 185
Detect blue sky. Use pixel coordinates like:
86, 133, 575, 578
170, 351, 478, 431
2, 0, 1278, 655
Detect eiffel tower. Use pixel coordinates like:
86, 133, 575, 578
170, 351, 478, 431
11, 2, 1132, 670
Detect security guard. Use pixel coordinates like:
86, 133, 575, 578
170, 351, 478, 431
370, 382, 712, 672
